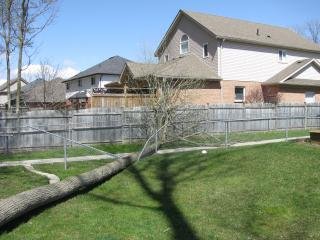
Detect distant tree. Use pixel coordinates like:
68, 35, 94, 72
245, 87, 264, 104
15, 0, 58, 113
293, 20, 320, 44
0, 0, 15, 110
36, 59, 59, 109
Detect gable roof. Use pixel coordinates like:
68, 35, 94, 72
22, 78, 66, 103
122, 54, 221, 81
65, 56, 132, 82
0, 78, 28, 92
155, 10, 320, 56
263, 58, 320, 86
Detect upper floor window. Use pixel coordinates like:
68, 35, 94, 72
91, 77, 96, 85
66, 82, 70, 90
235, 86, 245, 102
180, 34, 189, 54
279, 50, 287, 62
78, 79, 82, 87
203, 43, 208, 58
164, 54, 169, 62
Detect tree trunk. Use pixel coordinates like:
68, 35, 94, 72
5, 44, 11, 110
0, 156, 135, 228
0, 144, 157, 229
15, 40, 23, 113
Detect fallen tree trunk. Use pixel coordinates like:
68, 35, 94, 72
0, 154, 140, 228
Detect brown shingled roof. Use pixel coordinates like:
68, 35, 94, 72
122, 54, 221, 81
264, 59, 320, 85
155, 10, 320, 56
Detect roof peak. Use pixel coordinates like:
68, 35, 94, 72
155, 10, 320, 56
181, 9, 291, 32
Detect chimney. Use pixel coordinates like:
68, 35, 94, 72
256, 28, 260, 36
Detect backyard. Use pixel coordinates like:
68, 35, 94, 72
1, 141, 320, 239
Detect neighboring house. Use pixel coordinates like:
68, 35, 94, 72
63, 55, 131, 107
22, 78, 66, 109
0, 78, 28, 106
149, 10, 320, 104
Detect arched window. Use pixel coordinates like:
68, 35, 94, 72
180, 34, 189, 54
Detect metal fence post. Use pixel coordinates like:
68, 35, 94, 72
155, 130, 158, 153
285, 117, 289, 141
5, 135, 9, 154
64, 137, 67, 170
224, 121, 228, 148
304, 103, 307, 130
64, 118, 68, 170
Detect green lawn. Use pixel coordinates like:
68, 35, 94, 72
0, 166, 48, 199
0, 142, 142, 162
162, 129, 309, 149
1, 141, 320, 239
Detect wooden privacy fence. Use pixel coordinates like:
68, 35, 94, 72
90, 94, 154, 108
0, 103, 320, 151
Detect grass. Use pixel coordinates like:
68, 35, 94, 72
161, 129, 309, 149
36, 160, 110, 180
1, 141, 320, 239
0, 166, 48, 199
0, 129, 309, 162
0, 142, 143, 162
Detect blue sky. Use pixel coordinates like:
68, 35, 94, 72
2, 0, 320, 81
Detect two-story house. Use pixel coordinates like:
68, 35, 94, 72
63, 56, 131, 107
0, 78, 28, 106
122, 10, 320, 104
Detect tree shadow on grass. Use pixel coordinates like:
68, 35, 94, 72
90, 154, 215, 240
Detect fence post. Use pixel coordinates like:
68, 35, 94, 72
129, 123, 132, 143
224, 121, 228, 148
64, 116, 68, 170
63, 137, 67, 170
155, 130, 158, 153
285, 117, 289, 141
304, 103, 307, 130
5, 135, 9, 154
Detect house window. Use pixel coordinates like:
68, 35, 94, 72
91, 77, 96, 85
279, 50, 287, 62
203, 43, 208, 58
305, 91, 315, 104
78, 79, 82, 87
66, 82, 70, 90
180, 34, 189, 54
164, 54, 169, 62
235, 87, 245, 102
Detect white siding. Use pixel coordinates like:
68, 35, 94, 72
295, 65, 320, 80
221, 41, 320, 82
0, 95, 6, 105
159, 16, 219, 73
0, 81, 27, 104
65, 74, 120, 99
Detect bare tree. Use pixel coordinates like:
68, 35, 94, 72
123, 60, 206, 146
306, 20, 320, 44
0, 0, 15, 110
15, 0, 57, 113
293, 20, 320, 44
36, 59, 59, 109
245, 87, 264, 103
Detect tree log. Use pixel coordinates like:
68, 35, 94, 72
0, 155, 137, 228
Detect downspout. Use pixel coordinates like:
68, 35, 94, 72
99, 74, 102, 88
218, 38, 225, 103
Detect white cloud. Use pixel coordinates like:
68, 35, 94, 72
0, 60, 80, 82
58, 66, 79, 79
8, 64, 80, 81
